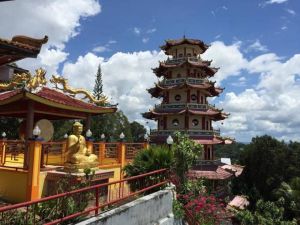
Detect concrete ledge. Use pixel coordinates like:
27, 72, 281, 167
77, 187, 174, 225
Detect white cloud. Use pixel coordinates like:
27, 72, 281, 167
146, 28, 157, 34
281, 26, 288, 30
133, 27, 141, 35
92, 46, 110, 53
246, 40, 268, 53
142, 38, 149, 43
202, 41, 247, 84
61, 51, 166, 123
286, 8, 296, 15
265, 0, 288, 4
0, 0, 101, 75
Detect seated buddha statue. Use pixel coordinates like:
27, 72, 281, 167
64, 122, 98, 172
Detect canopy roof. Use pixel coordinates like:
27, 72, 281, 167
0, 87, 117, 120
161, 37, 209, 54
188, 165, 233, 180
0, 35, 48, 66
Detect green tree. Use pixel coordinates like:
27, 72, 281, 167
93, 64, 103, 103
130, 121, 147, 142
90, 111, 133, 142
235, 135, 290, 202
237, 199, 297, 225
172, 132, 203, 186
0, 117, 20, 139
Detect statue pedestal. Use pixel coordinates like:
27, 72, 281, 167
45, 169, 114, 196
63, 162, 99, 173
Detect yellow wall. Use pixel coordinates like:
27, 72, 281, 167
0, 169, 28, 203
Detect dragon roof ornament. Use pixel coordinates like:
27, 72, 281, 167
0, 68, 109, 106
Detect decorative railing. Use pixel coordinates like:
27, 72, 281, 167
161, 77, 207, 86
1, 140, 146, 170
164, 56, 201, 64
0, 140, 28, 170
155, 103, 209, 110
125, 143, 145, 160
150, 129, 220, 137
42, 141, 67, 166
105, 142, 119, 158
0, 169, 169, 225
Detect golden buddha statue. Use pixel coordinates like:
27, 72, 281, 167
64, 122, 98, 172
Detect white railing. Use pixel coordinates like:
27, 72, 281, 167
150, 129, 220, 137
161, 77, 207, 86
155, 103, 210, 110
165, 57, 201, 64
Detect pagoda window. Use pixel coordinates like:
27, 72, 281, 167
200, 96, 204, 104
172, 119, 179, 127
178, 53, 183, 58
175, 94, 181, 101
177, 73, 181, 78
206, 120, 209, 130
191, 94, 197, 101
187, 53, 191, 57
192, 119, 199, 127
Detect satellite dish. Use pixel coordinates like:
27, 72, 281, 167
35, 119, 54, 142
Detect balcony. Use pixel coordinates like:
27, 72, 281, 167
161, 77, 207, 86
165, 56, 201, 64
154, 103, 215, 111
150, 129, 220, 137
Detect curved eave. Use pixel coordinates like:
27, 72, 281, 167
160, 38, 209, 53
25, 92, 116, 114
0, 89, 117, 114
153, 61, 218, 77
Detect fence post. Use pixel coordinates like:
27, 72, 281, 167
0, 140, 6, 166
26, 141, 42, 201
143, 141, 149, 150
118, 142, 126, 179
86, 140, 94, 156
99, 142, 105, 165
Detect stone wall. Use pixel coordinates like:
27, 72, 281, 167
76, 187, 176, 225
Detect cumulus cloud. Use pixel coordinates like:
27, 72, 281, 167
265, 0, 288, 5
202, 41, 247, 84
246, 40, 268, 53
133, 27, 141, 35
61, 51, 166, 125
0, 0, 101, 75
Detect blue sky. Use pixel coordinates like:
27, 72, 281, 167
0, 0, 300, 142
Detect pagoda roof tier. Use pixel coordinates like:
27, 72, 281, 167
147, 81, 223, 98
0, 87, 117, 120
153, 59, 218, 77
142, 107, 228, 121
161, 38, 209, 54
0, 35, 48, 66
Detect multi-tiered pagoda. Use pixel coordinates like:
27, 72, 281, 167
143, 37, 230, 160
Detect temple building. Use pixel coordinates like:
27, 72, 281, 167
143, 37, 241, 192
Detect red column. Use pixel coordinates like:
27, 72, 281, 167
187, 90, 190, 103
163, 116, 167, 129
185, 115, 189, 129
197, 90, 200, 103
165, 91, 169, 103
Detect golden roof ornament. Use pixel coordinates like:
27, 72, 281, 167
0, 68, 47, 92
50, 75, 108, 105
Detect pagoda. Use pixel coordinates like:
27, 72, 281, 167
143, 37, 230, 156
143, 37, 241, 190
